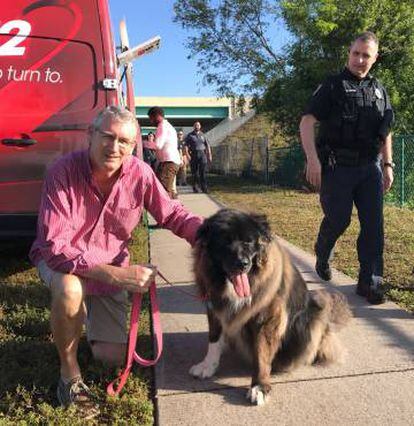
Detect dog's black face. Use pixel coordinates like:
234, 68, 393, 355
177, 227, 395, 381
196, 209, 272, 277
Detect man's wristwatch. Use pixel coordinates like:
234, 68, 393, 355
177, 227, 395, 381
383, 161, 395, 169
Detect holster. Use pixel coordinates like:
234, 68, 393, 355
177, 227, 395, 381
331, 148, 376, 167
318, 144, 376, 167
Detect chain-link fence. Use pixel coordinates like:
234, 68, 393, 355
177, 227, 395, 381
211, 139, 306, 188
211, 138, 269, 181
211, 135, 414, 206
387, 135, 414, 207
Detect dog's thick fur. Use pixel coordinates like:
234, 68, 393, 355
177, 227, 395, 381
190, 209, 351, 405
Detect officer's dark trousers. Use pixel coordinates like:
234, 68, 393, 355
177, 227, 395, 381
315, 161, 384, 284
190, 151, 208, 192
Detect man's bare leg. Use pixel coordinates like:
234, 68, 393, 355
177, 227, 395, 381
91, 342, 127, 366
50, 273, 85, 380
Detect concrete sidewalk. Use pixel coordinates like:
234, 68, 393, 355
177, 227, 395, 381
150, 191, 414, 426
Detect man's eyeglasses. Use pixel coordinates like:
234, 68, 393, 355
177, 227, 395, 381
97, 131, 136, 149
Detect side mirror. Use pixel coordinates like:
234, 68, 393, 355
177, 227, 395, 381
117, 36, 161, 66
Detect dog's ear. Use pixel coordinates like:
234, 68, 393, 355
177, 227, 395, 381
249, 213, 271, 268
256, 240, 269, 268
251, 213, 272, 242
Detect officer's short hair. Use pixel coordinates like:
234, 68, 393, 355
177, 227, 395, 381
353, 31, 379, 47
148, 106, 165, 118
90, 106, 138, 133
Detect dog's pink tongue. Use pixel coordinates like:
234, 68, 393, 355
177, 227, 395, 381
230, 273, 251, 298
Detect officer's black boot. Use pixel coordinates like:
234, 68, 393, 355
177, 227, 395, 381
315, 260, 332, 281
367, 277, 385, 305
357, 276, 385, 304
314, 242, 332, 281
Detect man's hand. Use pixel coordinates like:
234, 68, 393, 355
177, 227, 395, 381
383, 166, 394, 193
113, 264, 158, 293
305, 158, 322, 191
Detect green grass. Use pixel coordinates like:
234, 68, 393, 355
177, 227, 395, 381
209, 175, 414, 313
0, 223, 153, 425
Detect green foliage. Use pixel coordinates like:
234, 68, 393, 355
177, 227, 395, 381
175, 0, 414, 135
271, 0, 414, 135
0, 224, 153, 424
173, 0, 283, 95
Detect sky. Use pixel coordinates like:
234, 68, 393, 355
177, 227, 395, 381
108, 0, 215, 98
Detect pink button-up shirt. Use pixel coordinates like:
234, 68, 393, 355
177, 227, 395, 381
29, 149, 203, 295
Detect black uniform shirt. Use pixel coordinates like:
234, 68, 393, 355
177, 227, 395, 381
304, 67, 393, 152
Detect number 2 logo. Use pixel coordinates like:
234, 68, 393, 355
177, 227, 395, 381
0, 20, 32, 56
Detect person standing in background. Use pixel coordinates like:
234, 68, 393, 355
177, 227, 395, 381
142, 132, 157, 171
177, 129, 189, 186
185, 121, 212, 193
147, 107, 181, 199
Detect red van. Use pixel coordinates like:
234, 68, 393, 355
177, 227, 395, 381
0, 0, 144, 238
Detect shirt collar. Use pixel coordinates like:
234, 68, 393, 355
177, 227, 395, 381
342, 67, 373, 82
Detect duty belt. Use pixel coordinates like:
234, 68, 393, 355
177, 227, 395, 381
327, 148, 377, 167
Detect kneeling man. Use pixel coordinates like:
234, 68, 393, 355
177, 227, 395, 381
29, 106, 203, 416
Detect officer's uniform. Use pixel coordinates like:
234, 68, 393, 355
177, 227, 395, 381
185, 130, 210, 192
304, 67, 394, 289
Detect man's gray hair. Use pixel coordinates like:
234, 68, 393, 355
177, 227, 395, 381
353, 31, 379, 47
91, 106, 138, 132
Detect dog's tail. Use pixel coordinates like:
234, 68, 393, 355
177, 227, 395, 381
309, 290, 352, 365
310, 290, 352, 330
327, 291, 352, 331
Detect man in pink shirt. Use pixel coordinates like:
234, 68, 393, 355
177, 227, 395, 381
29, 106, 203, 416
147, 106, 181, 199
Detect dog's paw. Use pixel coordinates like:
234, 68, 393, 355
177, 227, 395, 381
189, 360, 218, 379
246, 385, 270, 406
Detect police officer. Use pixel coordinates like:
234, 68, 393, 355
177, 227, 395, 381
300, 32, 394, 305
185, 121, 212, 193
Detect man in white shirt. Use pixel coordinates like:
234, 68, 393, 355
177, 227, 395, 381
147, 107, 181, 198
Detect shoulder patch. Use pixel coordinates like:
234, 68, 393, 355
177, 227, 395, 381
313, 84, 323, 96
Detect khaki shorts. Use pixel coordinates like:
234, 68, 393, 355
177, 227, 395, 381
37, 260, 129, 344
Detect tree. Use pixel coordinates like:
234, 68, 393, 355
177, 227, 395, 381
175, 0, 414, 135
173, 0, 284, 96
236, 94, 247, 116
267, 0, 414, 134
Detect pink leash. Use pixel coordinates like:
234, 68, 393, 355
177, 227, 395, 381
107, 280, 162, 396
106, 271, 204, 396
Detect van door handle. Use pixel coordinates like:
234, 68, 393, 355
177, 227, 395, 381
2, 138, 37, 147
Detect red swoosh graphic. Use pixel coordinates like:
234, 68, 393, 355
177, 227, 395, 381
0, 1, 87, 135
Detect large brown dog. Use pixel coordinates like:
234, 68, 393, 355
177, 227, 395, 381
190, 209, 351, 405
